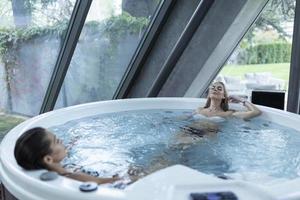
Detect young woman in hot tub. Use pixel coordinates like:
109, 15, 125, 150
175, 81, 261, 145
128, 82, 263, 178
14, 127, 121, 185
199, 81, 261, 119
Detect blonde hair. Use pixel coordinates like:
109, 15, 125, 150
204, 81, 229, 111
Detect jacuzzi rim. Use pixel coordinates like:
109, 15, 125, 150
1, 97, 300, 200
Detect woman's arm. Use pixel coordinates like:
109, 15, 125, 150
47, 163, 120, 184
63, 172, 120, 184
229, 96, 261, 120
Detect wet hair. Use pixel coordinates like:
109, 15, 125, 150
204, 81, 229, 111
14, 127, 52, 170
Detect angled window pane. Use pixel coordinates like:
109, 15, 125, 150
55, 0, 163, 109
215, 0, 295, 110
0, 0, 76, 124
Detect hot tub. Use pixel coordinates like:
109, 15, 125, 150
1, 98, 300, 200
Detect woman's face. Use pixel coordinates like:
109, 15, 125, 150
208, 82, 225, 100
46, 131, 67, 163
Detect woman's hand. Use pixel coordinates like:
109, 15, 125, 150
112, 174, 121, 181
231, 95, 262, 120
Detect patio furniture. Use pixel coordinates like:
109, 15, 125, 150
244, 72, 285, 91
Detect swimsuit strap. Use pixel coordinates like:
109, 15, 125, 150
180, 126, 205, 137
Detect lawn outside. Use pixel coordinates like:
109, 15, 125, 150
220, 63, 290, 109
219, 63, 290, 89
0, 113, 27, 142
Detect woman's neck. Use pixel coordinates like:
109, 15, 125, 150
208, 99, 223, 112
47, 162, 66, 174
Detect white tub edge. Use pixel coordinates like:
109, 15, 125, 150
1, 97, 300, 200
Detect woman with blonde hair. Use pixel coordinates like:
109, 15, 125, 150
175, 81, 261, 145
198, 81, 261, 119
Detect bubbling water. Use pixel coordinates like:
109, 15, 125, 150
51, 109, 300, 185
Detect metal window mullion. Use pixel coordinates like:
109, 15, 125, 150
113, 0, 177, 99
197, 0, 269, 98
146, 0, 215, 97
40, 0, 92, 114
287, 0, 300, 113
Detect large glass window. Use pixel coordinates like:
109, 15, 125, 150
215, 0, 295, 110
55, 0, 163, 109
0, 0, 76, 139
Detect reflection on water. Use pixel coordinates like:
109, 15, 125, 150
51, 109, 300, 184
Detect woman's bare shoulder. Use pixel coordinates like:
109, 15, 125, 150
195, 107, 205, 113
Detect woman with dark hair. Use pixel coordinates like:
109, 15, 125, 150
14, 127, 120, 184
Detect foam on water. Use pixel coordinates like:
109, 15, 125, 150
51, 109, 300, 185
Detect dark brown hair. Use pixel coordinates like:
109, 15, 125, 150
204, 81, 229, 111
14, 127, 52, 170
